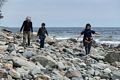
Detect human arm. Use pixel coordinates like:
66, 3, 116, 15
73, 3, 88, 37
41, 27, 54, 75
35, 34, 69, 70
92, 30, 100, 35
44, 27, 48, 36
77, 34, 82, 40
45, 29, 48, 36
37, 28, 40, 36
95, 32, 100, 35
84, 39, 91, 43
30, 22, 33, 32
77, 31, 84, 40
20, 21, 25, 32
84, 37, 93, 43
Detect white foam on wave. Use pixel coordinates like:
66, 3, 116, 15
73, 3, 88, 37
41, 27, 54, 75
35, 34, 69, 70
99, 41, 120, 44
55, 37, 83, 40
48, 36, 71, 40
50, 36, 120, 45
56, 37, 71, 40
95, 40, 120, 44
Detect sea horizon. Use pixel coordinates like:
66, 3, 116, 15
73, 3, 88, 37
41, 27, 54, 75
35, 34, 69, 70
1, 26, 120, 44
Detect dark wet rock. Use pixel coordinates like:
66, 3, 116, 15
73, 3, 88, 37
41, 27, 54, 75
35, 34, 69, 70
73, 47, 83, 52
65, 70, 82, 78
116, 44, 120, 48
75, 52, 86, 57
0, 69, 8, 78
104, 51, 120, 63
68, 38, 77, 43
63, 48, 73, 55
2, 28, 12, 33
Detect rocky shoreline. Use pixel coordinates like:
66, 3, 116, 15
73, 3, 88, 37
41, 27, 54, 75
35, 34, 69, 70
0, 28, 120, 80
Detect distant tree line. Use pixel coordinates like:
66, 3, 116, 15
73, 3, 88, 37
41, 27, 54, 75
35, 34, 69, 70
0, 0, 7, 8
0, 0, 7, 19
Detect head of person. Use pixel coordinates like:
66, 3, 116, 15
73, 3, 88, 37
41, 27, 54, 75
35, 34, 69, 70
85, 23, 91, 30
26, 16, 31, 21
41, 23, 46, 29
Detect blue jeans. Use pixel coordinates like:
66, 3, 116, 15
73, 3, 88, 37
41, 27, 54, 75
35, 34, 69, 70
39, 36, 45, 48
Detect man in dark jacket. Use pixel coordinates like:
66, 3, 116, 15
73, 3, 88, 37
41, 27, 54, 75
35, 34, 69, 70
20, 16, 33, 47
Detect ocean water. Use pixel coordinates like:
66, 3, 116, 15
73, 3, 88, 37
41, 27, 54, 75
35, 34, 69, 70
7, 27, 120, 44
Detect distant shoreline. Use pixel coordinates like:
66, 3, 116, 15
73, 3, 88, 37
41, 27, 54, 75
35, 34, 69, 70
1, 26, 120, 45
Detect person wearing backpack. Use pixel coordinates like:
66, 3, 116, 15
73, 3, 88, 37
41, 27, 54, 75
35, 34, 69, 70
77, 23, 99, 55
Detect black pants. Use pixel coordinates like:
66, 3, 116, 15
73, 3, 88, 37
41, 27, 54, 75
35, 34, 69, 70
39, 36, 45, 48
84, 42, 92, 55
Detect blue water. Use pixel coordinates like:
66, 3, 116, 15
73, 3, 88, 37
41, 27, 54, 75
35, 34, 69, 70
7, 27, 120, 44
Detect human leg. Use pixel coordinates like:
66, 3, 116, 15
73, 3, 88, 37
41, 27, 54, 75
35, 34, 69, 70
88, 43, 92, 54
27, 31, 31, 46
39, 36, 45, 48
23, 31, 27, 46
85, 45, 89, 55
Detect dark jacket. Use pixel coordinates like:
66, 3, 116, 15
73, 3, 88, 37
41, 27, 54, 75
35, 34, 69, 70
81, 29, 95, 46
37, 27, 48, 37
20, 20, 33, 32
81, 29, 95, 40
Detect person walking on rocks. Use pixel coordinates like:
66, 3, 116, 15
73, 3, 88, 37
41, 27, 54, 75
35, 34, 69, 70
20, 16, 33, 47
77, 23, 99, 55
37, 23, 48, 48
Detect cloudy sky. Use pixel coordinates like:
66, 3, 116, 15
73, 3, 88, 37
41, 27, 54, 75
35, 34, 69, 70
1, 0, 120, 27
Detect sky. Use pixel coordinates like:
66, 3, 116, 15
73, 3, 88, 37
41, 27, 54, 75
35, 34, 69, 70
0, 0, 120, 27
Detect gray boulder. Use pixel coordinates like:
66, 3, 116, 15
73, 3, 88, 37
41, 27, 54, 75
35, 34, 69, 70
12, 56, 44, 70
86, 68, 95, 76
65, 70, 82, 78
31, 55, 57, 68
30, 66, 42, 75
68, 38, 77, 43
16, 67, 29, 76
0, 69, 7, 78
9, 69, 21, 79
51, 69, 65, 80
105, 51, 120, 63
63, 48, 73, 55
103, 68, 111, 74
111, 70, 120, 80
72, 77, 84, 80
45, 35, 55, 45
57, 61, 66, 69
111, 61, 120, 67
22, 51, 35, 59
7, 42, 15, 53
90, 54, 105, 61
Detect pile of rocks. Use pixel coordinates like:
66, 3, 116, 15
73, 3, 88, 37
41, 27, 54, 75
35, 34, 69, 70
0, 28, 120, 80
